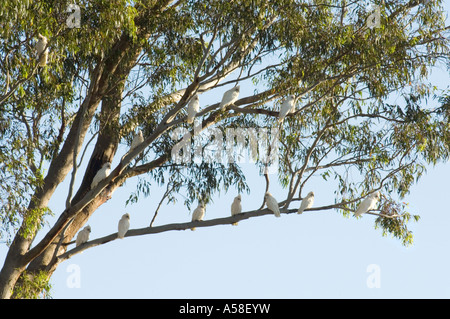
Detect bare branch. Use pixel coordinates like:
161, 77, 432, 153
149, 181, 175, 227
283, 116, 333, 208
258, 170, 270, 210
57, 194, 403, 262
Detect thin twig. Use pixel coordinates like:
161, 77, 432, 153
259, 168, 270, 210
149, 181, 175, 227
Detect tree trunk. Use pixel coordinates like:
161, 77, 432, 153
4, 40, 142, 298
0, 88, 102, 298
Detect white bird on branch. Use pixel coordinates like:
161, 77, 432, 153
264, 192, 280, 217
90, 162, 111, 189
298, 191, 314, 214
187, 94, 200, 124
76, 225, 91, 247
118, 213, 130, 239
36, 34, 49, 67
130, 129, 144, 151
191, 203, 206, 231
219, 85, 240, 110
354, 191, 381, 217
278, 95, 296, 123
231, 195, 242, 226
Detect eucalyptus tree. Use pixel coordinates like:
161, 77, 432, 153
0, 0, 449, 298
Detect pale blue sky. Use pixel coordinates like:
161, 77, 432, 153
1, 2, 449, 299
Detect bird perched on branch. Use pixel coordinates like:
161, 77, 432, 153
76, 225, 91, 247
130, 129, 144, 151
219, 85, 240, 110
264, 192, 280, 217
354, 191, 380, 217
191, 203, 206, 231
118, 213, 130, 239
278, 95, 296, 123
91, 162, 111, 189
231, 195, 242, 226
298, 191, 314, 214
187, 94, 200, 124
36, 34, 49, 67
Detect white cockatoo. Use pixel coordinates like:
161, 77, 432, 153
90, 162, 111, 189
231, 195, 242, 226
278, 95, 296, 123
36, 34, 49, 67
191, 203, 206, 231
187, 94, 200, 124
298, 191, 314, 214
76, 225, 91, 247
130, 129, 144, 151
219, 85, 240, 110
117, 213, 130, 239
354, 191, 381, 217
264, 192, 280, 217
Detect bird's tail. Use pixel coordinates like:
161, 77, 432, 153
274, 211, 281, 218
38, 52, 48, 67
297, 209, 303, 215
354, 208, 363, 217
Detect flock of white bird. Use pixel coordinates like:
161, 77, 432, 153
188, 188, 380, 231
75, 189, 380, 246
49, 33, 381, 246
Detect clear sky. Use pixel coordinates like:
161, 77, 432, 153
1, 2, 449, 299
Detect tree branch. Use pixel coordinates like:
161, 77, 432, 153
149, 181, 175, 227
57, 193, 402, 263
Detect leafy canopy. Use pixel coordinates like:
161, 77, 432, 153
0, 0, 449, 251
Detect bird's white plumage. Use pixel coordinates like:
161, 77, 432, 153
354, 191, 380, 217
278, 95, 295, 123
36, 34, 48, 67
191, 203, 206, 231
117, 213, 130, 239
219, 86, 240, 110
231, 194, 242, 226
187, 94, 200, 124
264, 192, 280, 217
76, 225, 91, 247
90, 162, 111, 189
130, 129, 144, 151
192, 203, 205, 221
298, 191, 314, 214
